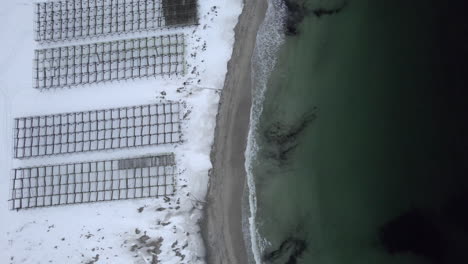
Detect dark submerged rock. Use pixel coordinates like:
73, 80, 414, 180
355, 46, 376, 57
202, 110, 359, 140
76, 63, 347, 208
264, 107, 318, 161
265, 107, 318, 145
282, 0, 348, 36
263, 237, 307, 264
378, 208, 445, 263
312, 2, 347, 18
283, 0, 309, 36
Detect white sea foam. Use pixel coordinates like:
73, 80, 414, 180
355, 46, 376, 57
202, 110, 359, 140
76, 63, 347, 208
245, 0, 287, 263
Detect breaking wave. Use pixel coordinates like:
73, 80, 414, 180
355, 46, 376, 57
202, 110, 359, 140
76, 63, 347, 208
245, 0, 287, 263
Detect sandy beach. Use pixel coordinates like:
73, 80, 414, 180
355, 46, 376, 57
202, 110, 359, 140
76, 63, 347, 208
202, 0, 268, 263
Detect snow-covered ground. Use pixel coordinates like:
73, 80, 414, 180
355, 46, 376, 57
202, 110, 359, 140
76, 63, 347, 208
0, 0, 242, 263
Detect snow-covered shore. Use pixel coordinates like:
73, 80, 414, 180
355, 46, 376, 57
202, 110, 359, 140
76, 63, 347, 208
0, 0, 241, 263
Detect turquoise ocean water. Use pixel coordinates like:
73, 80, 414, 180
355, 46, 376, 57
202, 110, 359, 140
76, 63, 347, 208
247, 0, 468, 263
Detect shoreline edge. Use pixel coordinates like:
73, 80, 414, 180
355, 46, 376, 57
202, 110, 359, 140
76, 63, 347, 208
201, 0, 268, 263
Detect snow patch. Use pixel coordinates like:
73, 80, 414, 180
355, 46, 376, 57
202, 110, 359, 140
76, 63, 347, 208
0, 0, 242, 263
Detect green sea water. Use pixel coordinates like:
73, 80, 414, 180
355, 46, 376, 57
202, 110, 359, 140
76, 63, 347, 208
250, 0, 468, 263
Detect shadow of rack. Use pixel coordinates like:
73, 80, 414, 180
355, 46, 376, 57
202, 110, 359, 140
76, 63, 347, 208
34, 0, 198, 43
9, 154, 176, 210
33, 34, 185, 89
